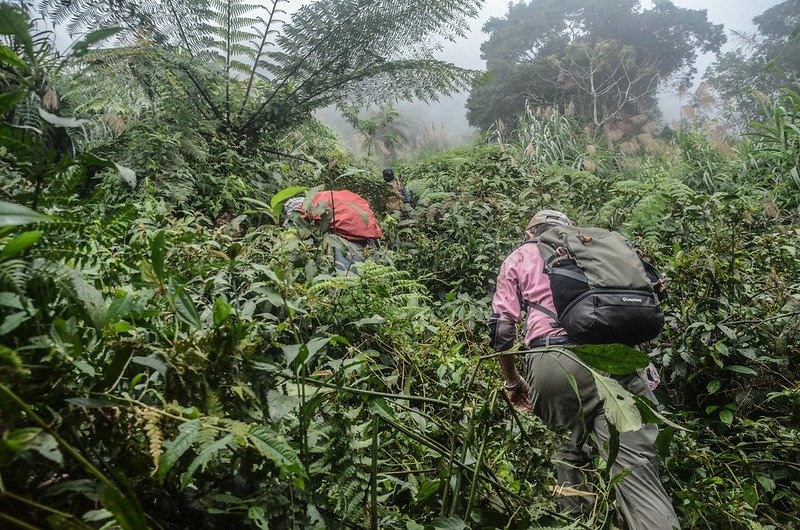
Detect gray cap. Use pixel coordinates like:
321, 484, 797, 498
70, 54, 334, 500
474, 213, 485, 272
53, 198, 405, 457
526, 209, 572, 230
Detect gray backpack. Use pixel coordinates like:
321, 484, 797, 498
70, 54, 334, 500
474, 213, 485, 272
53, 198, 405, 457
531, 225, 666, 345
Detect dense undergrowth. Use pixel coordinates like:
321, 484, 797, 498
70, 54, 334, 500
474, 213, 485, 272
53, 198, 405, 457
1, 3, 800, 529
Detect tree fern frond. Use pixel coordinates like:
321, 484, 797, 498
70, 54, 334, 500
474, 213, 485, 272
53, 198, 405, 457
39, 0, 484, 139
297, 58, 478, 111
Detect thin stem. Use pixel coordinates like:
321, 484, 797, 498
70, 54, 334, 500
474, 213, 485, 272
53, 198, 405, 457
439, 395, 456, 517
238, 0, 281, 117
449, 413, 474, 516
465, 390, 498, 521
224, 0, 232, 126
370, 415, 379, 530
301, 377, 452, 407
0, 512, 39, 530
0, 383, 115, 490
0, 491, 93, 530
237, 0, 377, 134
726, 311, 800, 325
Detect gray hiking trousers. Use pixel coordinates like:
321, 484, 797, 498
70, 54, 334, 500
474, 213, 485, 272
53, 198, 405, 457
524, 348, 681, 530
332, 237, 378, 275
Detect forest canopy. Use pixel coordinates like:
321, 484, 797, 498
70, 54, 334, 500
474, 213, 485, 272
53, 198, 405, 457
466, 0, 725, 131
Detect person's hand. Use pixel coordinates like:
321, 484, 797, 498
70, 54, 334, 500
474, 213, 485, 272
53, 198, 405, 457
505, 377, 531, 412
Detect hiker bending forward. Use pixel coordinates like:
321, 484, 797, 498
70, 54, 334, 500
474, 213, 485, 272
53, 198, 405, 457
489, 209, 681, 530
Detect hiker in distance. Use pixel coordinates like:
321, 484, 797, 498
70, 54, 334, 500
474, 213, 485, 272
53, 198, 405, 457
488, 209, 681, 529
383, 168, 410, 213
284, 190, 382, 275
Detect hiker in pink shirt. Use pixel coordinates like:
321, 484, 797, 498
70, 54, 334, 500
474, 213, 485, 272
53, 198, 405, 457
489, 209, 573, 410
488, 209, 681, 530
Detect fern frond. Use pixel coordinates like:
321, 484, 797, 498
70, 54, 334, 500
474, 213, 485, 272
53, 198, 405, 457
141, 408, 165, 475
0, 259, 29, 294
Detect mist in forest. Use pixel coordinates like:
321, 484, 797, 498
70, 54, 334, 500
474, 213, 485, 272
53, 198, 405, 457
314, 0, 782, 151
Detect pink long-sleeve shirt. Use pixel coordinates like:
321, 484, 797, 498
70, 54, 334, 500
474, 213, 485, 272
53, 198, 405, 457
491, 242, 567, 346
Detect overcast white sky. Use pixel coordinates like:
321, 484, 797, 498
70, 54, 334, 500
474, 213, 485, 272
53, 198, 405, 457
437, 0, 779, 69
285, 0, 781, 69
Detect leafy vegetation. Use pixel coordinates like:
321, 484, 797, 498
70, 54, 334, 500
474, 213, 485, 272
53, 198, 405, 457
0, 0, 799, 529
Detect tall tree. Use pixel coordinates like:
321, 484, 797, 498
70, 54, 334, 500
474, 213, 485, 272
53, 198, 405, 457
706, 0, 800, 122
37, 0, 485, 144
466, 0, 725, 131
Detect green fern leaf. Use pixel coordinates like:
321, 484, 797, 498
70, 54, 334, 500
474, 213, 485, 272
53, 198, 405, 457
158, 419, 201, 483
63, 267, 107, 330
180, 433, 235, 488
247, 425, 305, 483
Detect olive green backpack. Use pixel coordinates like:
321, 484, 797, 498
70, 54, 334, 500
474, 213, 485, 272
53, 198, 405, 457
531, 225, 666, 345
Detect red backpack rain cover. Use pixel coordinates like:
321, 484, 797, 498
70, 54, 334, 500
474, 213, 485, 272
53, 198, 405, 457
303, 190, 383, 241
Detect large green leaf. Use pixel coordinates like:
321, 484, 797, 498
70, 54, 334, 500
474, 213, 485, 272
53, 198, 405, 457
270, 186, 307, 217
158, 419, 201, 483
267, 390, 301, 422
0, 230, 41, 259
431, 516, 468, 530
0, 44, 27, 70
71, 27, 122, 58
0, 4, 32, 61
0, 89, 24, 114
65, 268, 107, 330
174, 286, 202, 329
131, 355, 168, 376
212, 297, 232, 327
632, 395, 688, 431
571, 343, 649, 375
0, 428, 61, 466
26, 431, 62, 465
282, 343, 302, 367
368, 398, 397, 422
591, 372, 642, 433
99, 484, 148, 530
0, 311, 29, 335
0, 200, 52, 227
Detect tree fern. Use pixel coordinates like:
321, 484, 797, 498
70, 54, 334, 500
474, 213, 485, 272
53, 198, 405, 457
37, 0, 485, 141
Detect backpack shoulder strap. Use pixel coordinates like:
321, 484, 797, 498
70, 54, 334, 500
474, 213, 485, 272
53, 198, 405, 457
513, 239, 562, 326
526, 301, 559, 323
